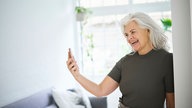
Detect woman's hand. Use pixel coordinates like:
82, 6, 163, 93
166, 93, 175, 108
66, 48, 80, 78
66, 48, 118, 97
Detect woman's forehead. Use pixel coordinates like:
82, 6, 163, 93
125, 21, 139, 30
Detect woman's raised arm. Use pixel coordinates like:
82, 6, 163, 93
66, 48, 118, 96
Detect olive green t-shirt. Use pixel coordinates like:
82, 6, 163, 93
108, 49, 174, 108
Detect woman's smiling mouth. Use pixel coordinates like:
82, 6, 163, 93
131, 40, 139, 46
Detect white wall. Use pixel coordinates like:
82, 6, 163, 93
171, 0, 192, 108
0, 0, 77, 107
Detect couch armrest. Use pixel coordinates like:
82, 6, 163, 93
2, 88, 56, 108
89, 97, 107, 108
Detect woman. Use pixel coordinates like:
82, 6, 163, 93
66, 12, 174, 108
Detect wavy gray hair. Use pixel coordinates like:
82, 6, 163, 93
120, 12, 169, 51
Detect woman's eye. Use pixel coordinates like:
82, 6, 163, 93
124, 33, 128, 37
131, 31, 136, 34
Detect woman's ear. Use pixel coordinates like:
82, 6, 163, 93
147, 29, 150, 33
146, 29, 150, 36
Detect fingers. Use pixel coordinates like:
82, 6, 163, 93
67, 59, 76, 69
66, 48, 80, 76
66, 56, 79, 73
68, 48, 72, 59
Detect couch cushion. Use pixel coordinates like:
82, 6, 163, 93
68, 88, 92, 108
52, 88, 85, 108
45, 104, 58, 108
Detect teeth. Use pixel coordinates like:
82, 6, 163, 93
132, 40, 138, 45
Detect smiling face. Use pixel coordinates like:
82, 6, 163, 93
124, 21, 153, 55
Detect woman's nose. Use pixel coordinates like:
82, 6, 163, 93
128, 34, 133, 40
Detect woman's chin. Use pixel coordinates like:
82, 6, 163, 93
131, 44, 140, 51
132, 47, 139, 52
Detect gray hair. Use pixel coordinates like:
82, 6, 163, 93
120, 12, 169, 51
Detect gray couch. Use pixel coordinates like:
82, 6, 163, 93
2, 88, 107, 108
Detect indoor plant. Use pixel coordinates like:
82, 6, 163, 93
161, 18, 172, 31
75, 6, 92, 21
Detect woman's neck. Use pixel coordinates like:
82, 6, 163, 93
138, 47, 154, 55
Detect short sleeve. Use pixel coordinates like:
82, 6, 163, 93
164, 53, 174, 93
108, 61, 122, 83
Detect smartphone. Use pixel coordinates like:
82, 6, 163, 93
68, 48, 72, 58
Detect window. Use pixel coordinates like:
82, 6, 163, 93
81, 14, 131, 76
79, 0, 169, 7
77, 0, 172, 80
80, 0, 129, 7
133, 0, 169, 4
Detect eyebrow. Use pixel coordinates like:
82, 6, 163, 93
129, 29, 136, 32
124, 29, 136, 36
